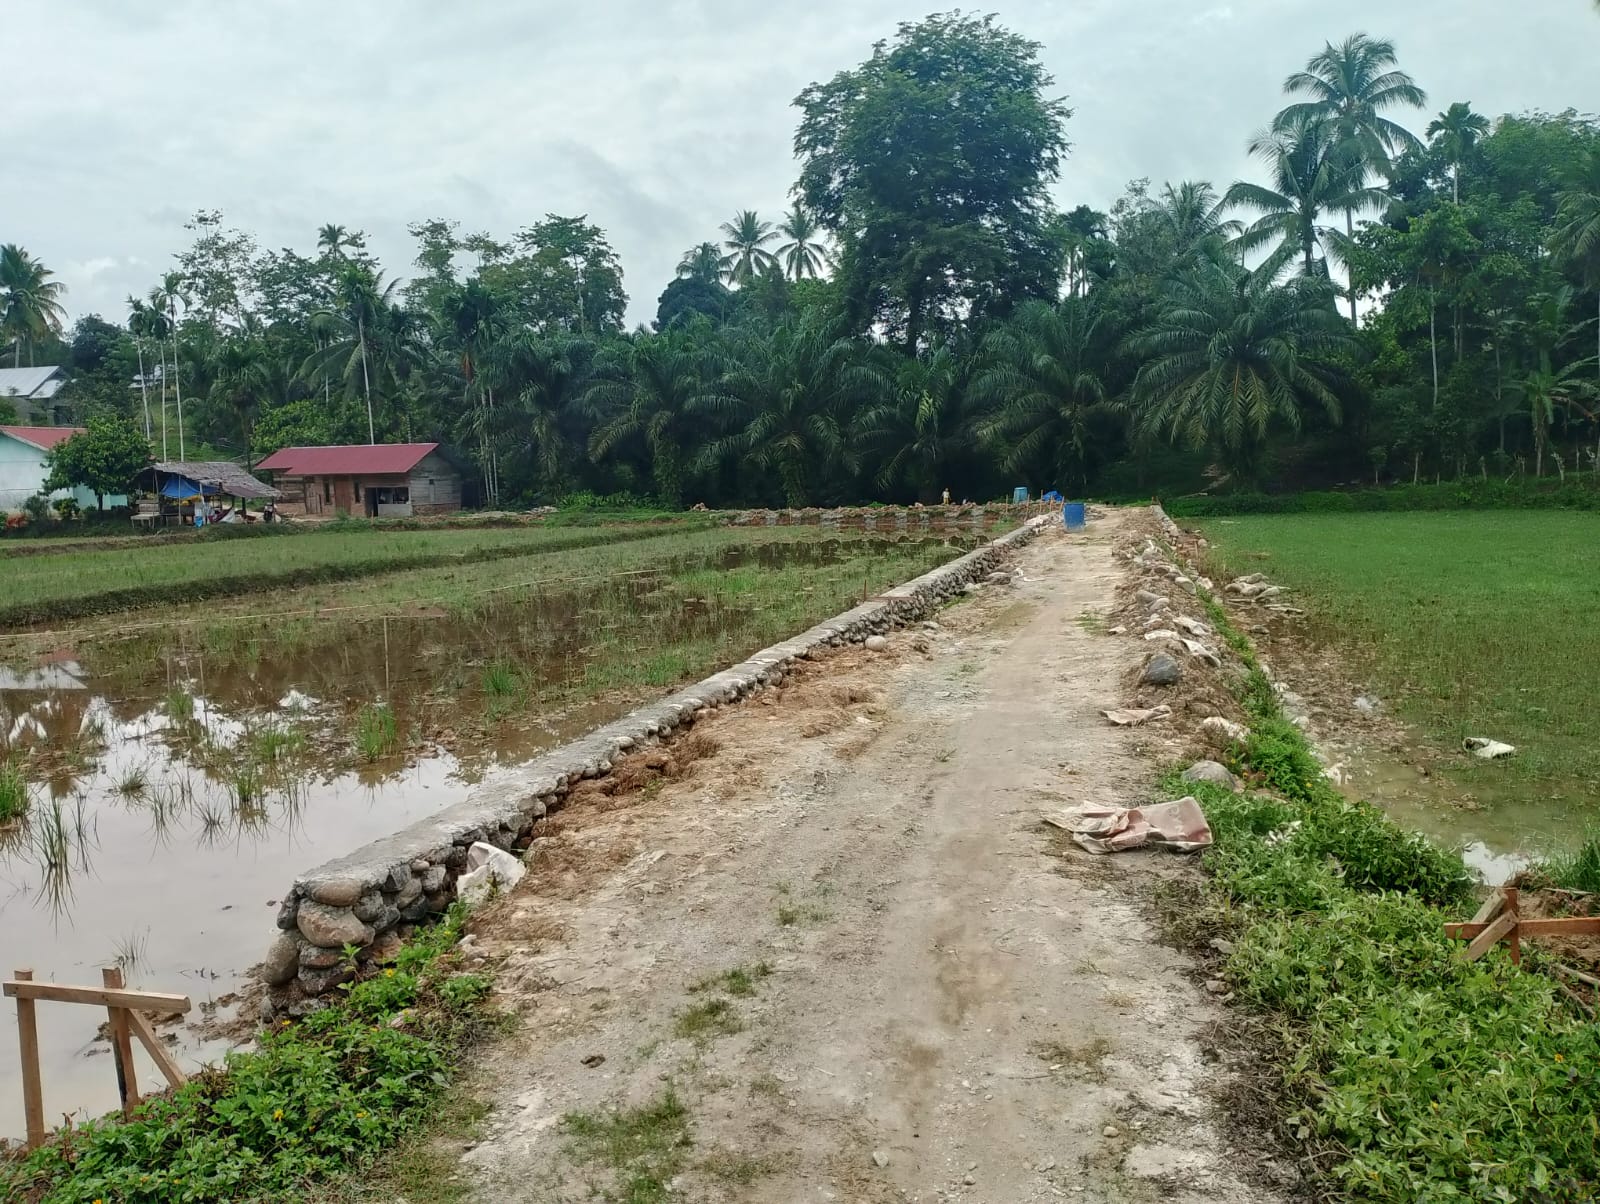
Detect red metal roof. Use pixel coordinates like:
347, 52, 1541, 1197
0, 425, 86, 451
255, 442, 439, 476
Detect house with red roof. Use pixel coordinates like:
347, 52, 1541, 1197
0, 426, 126, 513
254, 443, 463, 518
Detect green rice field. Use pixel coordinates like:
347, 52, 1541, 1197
1197, 511, 1600, 795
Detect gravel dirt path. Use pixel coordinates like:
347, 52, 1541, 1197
453, 510, 1284, 1203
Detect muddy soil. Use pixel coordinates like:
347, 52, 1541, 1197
446, 511, 1286, 1203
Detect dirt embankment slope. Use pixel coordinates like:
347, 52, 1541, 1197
447, 509, 1285, 1203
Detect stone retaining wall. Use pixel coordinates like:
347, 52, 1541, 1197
259, 515, 1051, 1014
728, 502, 1057, 533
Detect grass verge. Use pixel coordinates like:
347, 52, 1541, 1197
0, 905, 494, 1204
1183, 562, 1600, 1202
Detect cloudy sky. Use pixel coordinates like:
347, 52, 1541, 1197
7, 1, 1598, 330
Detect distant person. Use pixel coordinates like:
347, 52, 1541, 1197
941, 487, 951, 505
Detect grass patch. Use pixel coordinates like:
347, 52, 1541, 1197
775, 902, 828, 928
672, 997, 744, 1042
561, 1088, 692, 1204
0, 905, 495, 1204
481, 660, 522, 699
1174, 554, 1600, 1202
689, 962, 773, 997
1542, 835, 1600, 894
355, 702, 399, 762
0, 759, 30, 823
1197, 511, 1600, 789
700, 1149, 778, 1186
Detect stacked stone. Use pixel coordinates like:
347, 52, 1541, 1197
258, 514, 1050, 1015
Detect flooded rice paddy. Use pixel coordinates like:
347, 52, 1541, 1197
0, 531, 972, 1139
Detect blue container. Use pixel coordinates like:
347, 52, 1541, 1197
1062, 502, 1087, 531
1011, 486, 1030, 504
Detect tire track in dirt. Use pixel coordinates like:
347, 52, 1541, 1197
452, 510, 1286, 1203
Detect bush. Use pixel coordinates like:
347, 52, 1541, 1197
22, 493, 52, 524
51, 496, 80, 521
1183, 566, 1596, 1201
0, 906, 492, 1203
1164, 477, 1600, 517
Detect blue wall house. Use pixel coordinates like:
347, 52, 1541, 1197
0, 426, 126, 512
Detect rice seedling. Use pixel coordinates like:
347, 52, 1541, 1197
482, 660, 523, 699
356, 702, 400, 762
0, 760, 30, 823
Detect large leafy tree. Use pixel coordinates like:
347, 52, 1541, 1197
1129, 263, 1355, 484
794, 12, 1071, 351
0, 245, 68, 368
973, 297, 1110, 489
44, 415, 152, 511
719, 211, 779, 285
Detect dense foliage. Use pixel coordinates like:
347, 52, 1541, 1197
6, 18, 1598, 506
1190, 589, 1600, 1203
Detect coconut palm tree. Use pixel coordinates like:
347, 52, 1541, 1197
1275, 35, 1427, 164
302, 268, 403, 446
0, 245, 68, 368
1272, 34, 1426, 320
1058, 206, 1110, 299
676, 242, 728, 284
587, 333, 710, 507
1128, 262, 1355, 484
436, 278, 509, 504
1427, 103, 1491, 204
317, 224, 355, 259
1226, 118, 1388, 285
150, 272, 190, 457
719, 211, 779, 286
126, 296, 157, 440
1550, 145, 1600, 386
776, 205, 830, 281
972, 297, 1110, 488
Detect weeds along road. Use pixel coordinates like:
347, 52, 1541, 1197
452, 511, 1284, 1203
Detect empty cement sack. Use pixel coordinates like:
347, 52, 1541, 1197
1464, 737, 1516, 760
457, 841, 528, 906
1043, 797, 1213, 855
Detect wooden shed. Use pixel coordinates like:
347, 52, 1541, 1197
254, 443, 463, 518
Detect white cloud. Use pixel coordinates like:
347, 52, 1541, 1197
3, 0, 1597, 328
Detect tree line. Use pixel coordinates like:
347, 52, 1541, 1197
3, 13, 1598, 508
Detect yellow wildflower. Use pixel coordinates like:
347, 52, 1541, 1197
274, 1108, 284, 1120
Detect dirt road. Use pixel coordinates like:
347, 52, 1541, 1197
456, 510, 1282, 1202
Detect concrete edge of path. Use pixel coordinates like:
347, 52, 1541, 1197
256, 514, 1054, 1013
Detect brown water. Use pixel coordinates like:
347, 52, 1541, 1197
0, 535, 970, 1140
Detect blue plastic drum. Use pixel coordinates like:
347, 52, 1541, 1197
1062, 502, 1086, 531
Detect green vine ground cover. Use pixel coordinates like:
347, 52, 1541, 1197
0, 906, 495, 1204
1185, 584, 1600, 1202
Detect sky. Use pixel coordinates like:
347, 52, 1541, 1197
6, 0, 1598, 331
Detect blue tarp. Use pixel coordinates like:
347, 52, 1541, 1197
159, 476, 218, 499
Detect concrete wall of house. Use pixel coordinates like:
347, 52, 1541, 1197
406, 454, 462, 515
0, 437, 123, 512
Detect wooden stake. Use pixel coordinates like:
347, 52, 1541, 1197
1504, 887, 1522, 967
1463, 912, 1518, 962
14, 969, 45, 1150
102, 967, 139, 1116
126, 1009, 186, 1089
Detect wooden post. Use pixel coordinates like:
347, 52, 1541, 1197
1504, 887, 1522, 967
102, 967, 139, 1116
14, 969, 45, 1151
